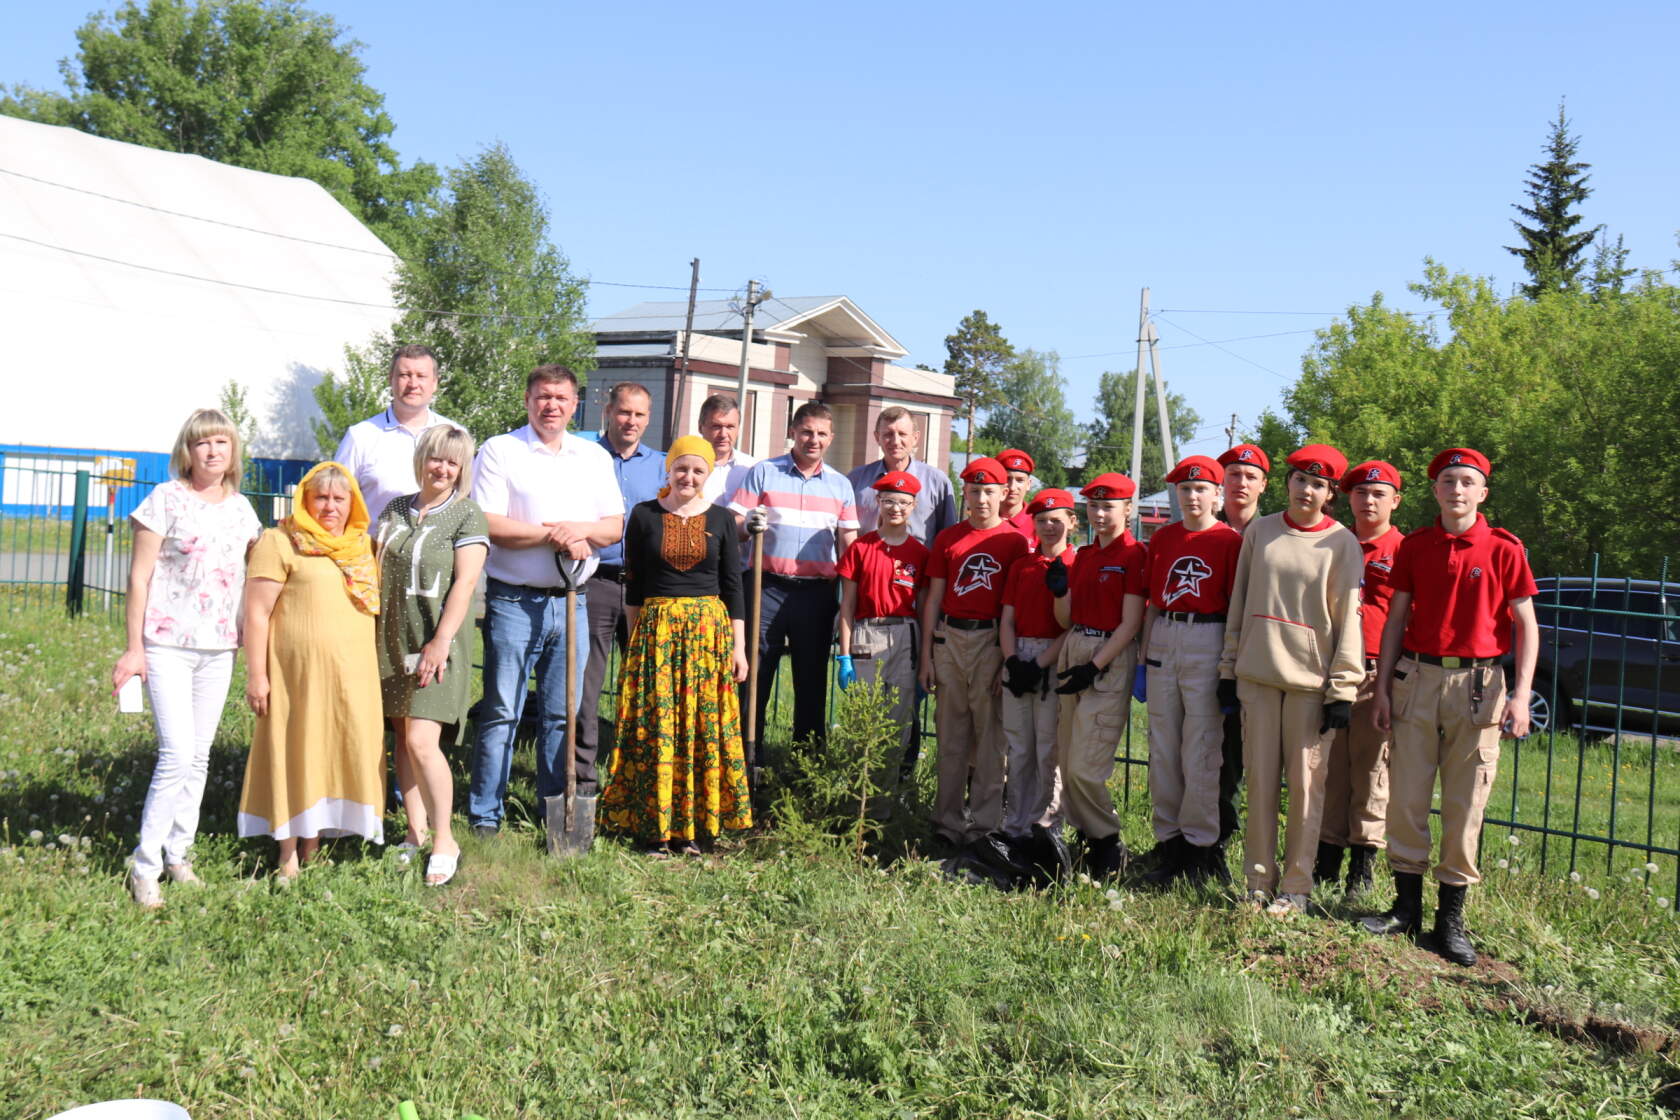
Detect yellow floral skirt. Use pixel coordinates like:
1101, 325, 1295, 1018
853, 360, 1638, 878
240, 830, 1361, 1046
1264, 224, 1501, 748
600, 595, 752, 843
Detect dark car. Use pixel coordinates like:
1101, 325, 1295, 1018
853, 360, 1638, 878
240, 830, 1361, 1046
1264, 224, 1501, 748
1513, 577, 1680, 736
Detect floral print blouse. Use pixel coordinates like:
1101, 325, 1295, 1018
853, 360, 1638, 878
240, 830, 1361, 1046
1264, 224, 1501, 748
131, 479, 262, 649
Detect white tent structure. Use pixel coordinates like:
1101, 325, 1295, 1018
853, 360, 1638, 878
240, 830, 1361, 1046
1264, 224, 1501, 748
0, 115, 398, 458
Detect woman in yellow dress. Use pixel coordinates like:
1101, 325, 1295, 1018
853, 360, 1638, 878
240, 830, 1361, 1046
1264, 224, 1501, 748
600, 436, 752, 856
240, 462, 385, 879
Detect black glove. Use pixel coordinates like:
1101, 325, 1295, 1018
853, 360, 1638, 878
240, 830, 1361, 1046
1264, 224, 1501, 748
1055, 660, 1102, 695
1320, 700, 1352, 734
1217, 678, 1239, 714
1043, 555, 1069, 598
1003, 655, 1042, 697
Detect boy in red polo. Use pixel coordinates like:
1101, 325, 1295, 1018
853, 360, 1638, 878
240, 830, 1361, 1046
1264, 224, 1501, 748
1362, 448, 1537, 966
919, 457, 1033, 850
1043, 471, 1147, 877
1138, 456, 1244, 886
837, 470, 931, 799
997, 448, 1038, 538
1315, 460, 1405, 897
999, 488, 1077, 839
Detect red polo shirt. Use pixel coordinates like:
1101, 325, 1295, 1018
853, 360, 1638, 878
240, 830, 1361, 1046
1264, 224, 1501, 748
1145, 521, 1242, 614
1003, 547, 1075, 639
930, 521, 1032, 620
1006, 509, 1036, 540
838, 532, 930, 619
1390, 515, 1537, 658
1069, 531, 1147, 631
1356, 526, 1405, 659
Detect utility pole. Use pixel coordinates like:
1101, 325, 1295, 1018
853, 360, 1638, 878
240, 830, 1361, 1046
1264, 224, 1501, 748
668, 258, 700, 445
1128, 288, 1180, 534
1225, 412, 1239, 448
733, 280, 770, 456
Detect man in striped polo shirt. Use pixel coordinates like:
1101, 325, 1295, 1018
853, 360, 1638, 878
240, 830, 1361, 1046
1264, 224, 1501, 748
730, 401, 860, 773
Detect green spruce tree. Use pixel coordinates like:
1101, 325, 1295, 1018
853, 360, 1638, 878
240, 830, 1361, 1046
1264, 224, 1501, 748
1506, 103, 1600, 298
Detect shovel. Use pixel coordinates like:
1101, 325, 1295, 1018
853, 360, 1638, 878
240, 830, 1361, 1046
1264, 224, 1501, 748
545, 552, 595, 857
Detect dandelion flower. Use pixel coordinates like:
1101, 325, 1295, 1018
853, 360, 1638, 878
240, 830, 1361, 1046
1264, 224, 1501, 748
1657, 898, 1671, 910
1104, 888, 1119, 901
1586, 887, 1600, 900
26, 830, 42, 843
1252, 863, 1267, 875
1645, 862, 1660, 875
1108, 900, 1123, 911
1507, 834, 1520, 846
386, 1024, 403, 1038
1497, 859, 1510, 870
1570, 870, 1582, 883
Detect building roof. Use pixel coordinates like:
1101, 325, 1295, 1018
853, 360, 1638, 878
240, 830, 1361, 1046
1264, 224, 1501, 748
593, 294, 910, 359
0, 115, 398, 457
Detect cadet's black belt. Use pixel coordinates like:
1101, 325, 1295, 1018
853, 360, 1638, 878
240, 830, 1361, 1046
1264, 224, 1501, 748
1405, 651, 1499, 669
1162, 611, 1226, 624
764, 573, 831, 587
1075, 625, 1113, 638
858, 616, 912, 626
592, 564, 625, 584
944, 617, 998, 631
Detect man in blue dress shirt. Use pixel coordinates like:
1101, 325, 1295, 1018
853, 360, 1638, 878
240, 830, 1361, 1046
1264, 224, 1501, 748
579, 382, 665, 793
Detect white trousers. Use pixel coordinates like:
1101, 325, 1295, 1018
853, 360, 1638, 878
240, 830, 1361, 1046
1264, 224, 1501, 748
131, 643, 235, 880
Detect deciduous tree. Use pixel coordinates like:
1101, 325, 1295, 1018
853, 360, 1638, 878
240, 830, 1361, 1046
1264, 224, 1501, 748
976, 349, 1077, 486
1080, 368, 1201, 487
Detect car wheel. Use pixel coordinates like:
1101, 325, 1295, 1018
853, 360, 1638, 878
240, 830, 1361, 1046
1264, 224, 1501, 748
1525, 670, 1567, 735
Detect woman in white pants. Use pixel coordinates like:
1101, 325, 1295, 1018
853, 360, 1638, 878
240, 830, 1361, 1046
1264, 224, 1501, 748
111, 409, 261, 908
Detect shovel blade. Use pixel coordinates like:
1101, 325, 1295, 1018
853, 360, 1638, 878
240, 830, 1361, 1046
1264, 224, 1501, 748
544, 793, 597, 857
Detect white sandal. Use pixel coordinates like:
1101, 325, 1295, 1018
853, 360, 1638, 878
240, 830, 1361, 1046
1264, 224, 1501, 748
424, 851, 459, 887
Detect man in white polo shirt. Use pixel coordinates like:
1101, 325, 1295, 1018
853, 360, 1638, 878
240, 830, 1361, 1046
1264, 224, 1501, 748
334, 344, 456, 522
699, 392, 759, 508
467, 364, 625, 836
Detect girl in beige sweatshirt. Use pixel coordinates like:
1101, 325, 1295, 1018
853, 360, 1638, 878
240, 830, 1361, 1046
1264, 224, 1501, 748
1217, 445, 1364, 913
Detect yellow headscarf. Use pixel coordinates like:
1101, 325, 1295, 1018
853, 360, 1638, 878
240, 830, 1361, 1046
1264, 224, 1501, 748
286, 461, 380, 615
658, 435, 718, 499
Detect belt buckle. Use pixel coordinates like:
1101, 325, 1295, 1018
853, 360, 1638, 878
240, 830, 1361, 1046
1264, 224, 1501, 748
1441, 656, 1463, 669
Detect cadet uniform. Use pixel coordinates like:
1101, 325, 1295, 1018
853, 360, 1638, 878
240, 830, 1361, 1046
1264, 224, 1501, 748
1317, 460, 1404, 894
1213, 442, 1272, 854
998, 448, 1038, 539
836, 471, 931, 788
1363, 447, 1536, 965
1219, 445, 1365, 910
925, 458, 1033, 846
1051, 472, 1147, 873
999, 488, 1076, 838
1143, 456, 1244, 882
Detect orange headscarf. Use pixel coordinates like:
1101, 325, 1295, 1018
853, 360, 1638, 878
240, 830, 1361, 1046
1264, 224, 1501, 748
286, 461, 379, 615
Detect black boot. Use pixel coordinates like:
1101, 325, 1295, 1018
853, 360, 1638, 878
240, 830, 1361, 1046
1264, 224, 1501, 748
1199, 842, 1231, 885
1431, 883, 1477, 966
1314, 841, 1346, 888
1084, 832, 1128, 879
1140, 836, 1188, 887
1180, 842, 1222, 886
1359, 871, 1423, 937
1344, 845, 1378, 898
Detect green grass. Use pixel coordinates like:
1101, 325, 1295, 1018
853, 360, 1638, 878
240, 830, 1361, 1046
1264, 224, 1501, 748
1, 604, 1678, 1119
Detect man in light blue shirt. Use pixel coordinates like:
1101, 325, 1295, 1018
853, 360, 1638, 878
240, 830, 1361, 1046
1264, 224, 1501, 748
579, 382, 665, 789
846, 405, 958, 550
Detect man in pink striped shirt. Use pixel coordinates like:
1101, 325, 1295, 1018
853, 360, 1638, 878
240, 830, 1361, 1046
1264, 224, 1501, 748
731, 402, 860, 773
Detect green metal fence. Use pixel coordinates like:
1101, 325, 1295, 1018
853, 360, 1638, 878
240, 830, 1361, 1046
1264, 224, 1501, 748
5, 463, 1675, 897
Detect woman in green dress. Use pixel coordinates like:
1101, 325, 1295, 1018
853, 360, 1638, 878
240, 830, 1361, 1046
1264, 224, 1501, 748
375, 425, 489, 885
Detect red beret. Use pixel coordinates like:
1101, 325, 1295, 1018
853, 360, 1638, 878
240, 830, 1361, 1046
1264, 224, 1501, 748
1081, 472, 1137, 501
1026, 488, 1075, 514
998, 448, 1035, 474
961, 456, 1007, 485
1286, 443, 1347, 482
1341, 460, 1402, 492
1217, 443, 1271, 474
1428, 447, 1491, 480
1166, 455, 1224, 486
872, 470, 922, 496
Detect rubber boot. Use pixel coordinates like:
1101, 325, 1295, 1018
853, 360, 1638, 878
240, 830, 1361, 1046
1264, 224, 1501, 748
1344, 845, 1378, 899
1084, 833, 1127, 880
1313, 841, 1345, 888
1140, 836, 1187, 887
1359, 871, 1423, 937
1431, 883, 1477, 966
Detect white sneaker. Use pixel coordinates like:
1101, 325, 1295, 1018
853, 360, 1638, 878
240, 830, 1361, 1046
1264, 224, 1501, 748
128, 872, 163, 910
164, 863, 202, 885
1265, 892, 1309, 918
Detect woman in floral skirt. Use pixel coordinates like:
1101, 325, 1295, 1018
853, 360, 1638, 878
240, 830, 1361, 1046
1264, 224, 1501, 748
600, 436, 751, 855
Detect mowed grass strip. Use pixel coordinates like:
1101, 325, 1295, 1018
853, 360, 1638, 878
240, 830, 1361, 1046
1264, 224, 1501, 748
1, 604, 1677, 1119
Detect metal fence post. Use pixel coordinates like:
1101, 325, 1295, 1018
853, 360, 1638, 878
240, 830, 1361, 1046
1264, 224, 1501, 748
65, 469, 90, 616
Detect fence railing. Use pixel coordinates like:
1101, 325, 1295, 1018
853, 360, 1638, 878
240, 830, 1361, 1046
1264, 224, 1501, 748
4, 464, 1674, 897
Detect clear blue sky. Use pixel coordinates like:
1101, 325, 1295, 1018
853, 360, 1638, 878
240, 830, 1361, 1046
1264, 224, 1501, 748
5, 1, 1677, 461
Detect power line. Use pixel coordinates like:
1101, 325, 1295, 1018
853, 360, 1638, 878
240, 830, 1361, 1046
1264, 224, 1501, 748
1061, 327, 1322, 362
1150, 314, 1294, 382
0, 164, 734, 293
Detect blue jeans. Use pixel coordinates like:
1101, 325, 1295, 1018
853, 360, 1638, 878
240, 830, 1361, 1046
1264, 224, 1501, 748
468, 578, 590, 829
